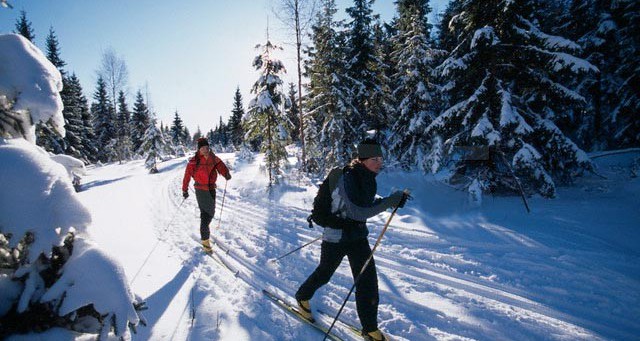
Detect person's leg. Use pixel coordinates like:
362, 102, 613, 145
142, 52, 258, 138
295, 241, 345, 301
200, 210, 213, 240
347, 239, 379, 334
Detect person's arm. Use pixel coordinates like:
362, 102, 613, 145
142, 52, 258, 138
339, 174, 400, 221
182, 160, 194, 192
214, 156, 231, 180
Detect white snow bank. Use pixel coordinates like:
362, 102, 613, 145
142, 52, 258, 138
41, 237, 140, 335
0, 139, 90, 262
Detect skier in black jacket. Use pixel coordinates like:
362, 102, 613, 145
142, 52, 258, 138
296, 138, 407, 341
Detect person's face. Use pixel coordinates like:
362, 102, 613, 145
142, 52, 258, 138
199, 145, 209, 155
362, 156, 383, 173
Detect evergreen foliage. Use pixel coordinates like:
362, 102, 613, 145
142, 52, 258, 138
14, 10, 35, 42
140, 115, 165, 173
228, 86, 246, 148
388, 0, 440, 169
285, 83, 301, 143
91, 76, 117, 162
344, 0, 376, 131
246, 39, 289, 185
130, 90, 150, 155
305, 0, 358, 172
428, 0, 595, 198
115, 91, 133, 161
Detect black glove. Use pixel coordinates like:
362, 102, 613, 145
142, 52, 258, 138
225, 173, 232, 180
182, 191, 189, 199
387, 191, 404, 208
398, 191, 412, 208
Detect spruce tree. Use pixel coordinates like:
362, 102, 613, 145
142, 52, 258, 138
35, 26, 67, 155
131, 90, 150, 155
14, 10, 35, 42
92, 76, 117, 162
429, 0, 595, 198
246, 39, 289, 185
228, 87, 245, 148
368, 20, 395, 136
610, 0, 639, 147
345, 0, 376, 131
141, 115, 165, 173
62, 74, 89, 162
305, 0, 357, 171
389, 0, 439, 169
285, 83, 301, 143
115, 91, 132, 161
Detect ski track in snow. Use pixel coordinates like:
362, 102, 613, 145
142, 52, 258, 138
77, 151, 639, 341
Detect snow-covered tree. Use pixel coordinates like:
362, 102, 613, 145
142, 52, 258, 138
0, 33, 142, 339
140, 115, 165, 173
344, 0, 376, 131
13, 10, 34, 42
115, 90, 132, 162
367, 20, 395, 136
305, 0, 358, 171
170, 110, 188, 152
130, 90, 150, 155
429, 0, 595, 198
61, 74, 90, 162
246, 38, 289, 185
285, 83, 301, 143
91, 76, 117, 162
388, 0, 440, 169
228, 87, 245, 149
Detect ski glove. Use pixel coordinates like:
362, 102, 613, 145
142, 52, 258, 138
182, 191, 189, 199
398, 191, 412, 208
386, 191, 405, 208
225, 174, 232, 180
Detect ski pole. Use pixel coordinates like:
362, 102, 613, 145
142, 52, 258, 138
216, 180, 228, 230
322, 193, 405, 341
268, 236, 322, 263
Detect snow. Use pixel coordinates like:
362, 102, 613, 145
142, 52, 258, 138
470, 26, 499, 49
0, 34, 64, 143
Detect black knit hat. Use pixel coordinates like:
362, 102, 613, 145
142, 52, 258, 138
197, 137, 209, 149
357, 139, 383, 159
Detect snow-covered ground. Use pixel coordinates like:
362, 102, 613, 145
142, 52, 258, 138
11, 147, 638, 341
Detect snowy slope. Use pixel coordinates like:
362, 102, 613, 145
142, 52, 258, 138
14, 148, 638, 341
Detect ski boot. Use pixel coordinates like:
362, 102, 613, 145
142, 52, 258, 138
296, 299, 315, 322
363, 329, 388, 341
202, 239, 213, 254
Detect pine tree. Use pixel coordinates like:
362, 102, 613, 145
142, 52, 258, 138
610, 0, 639, 147
14, 10, 35, 42
285, 83, 301, 143
367, 20, 395, 136
389, 0, 439, 169
344, 0, 376, 131
92, 76, 117, 162
72, 74, 99, 163
246, 38, 289, 185
170, 111, 190, 155
45, 26, 66, 74
429, 0, 595, 198
115, 91, 132, 161
305, 0, 357, 171
131, 90, 150, 155
228, 87, 245, 148
140, 115, 165, 173
34, 26, 68, 155
62, 74, 89, 162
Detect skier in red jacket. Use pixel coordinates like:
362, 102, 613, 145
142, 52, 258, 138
182, 137, 231, 253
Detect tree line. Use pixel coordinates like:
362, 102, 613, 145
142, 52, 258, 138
249, 0, 638, 195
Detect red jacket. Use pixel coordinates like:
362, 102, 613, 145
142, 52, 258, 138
182, 152, 230, 191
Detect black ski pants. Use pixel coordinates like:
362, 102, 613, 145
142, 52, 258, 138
195, 189, 216, 240
295, 239, 379, 333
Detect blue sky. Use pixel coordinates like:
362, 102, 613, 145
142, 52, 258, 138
0, 0, 449, 134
